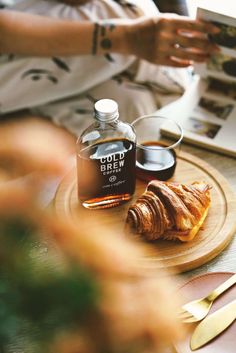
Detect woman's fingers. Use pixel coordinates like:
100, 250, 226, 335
154, 17, 221, 65
174, 34, 220, 54
161, 58, 192, 67
130, 16, 221, 66
159, 17, 220, 35
155, 55, 191, 67
168, 47, 209, 62
157, 31, 219, 55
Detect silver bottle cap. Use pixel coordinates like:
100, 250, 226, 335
94, 99, 119, 122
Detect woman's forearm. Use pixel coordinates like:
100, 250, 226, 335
0, 10, 220, 67
0, 10, 129, 56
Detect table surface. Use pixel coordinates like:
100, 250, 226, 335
1, 114, 235, 353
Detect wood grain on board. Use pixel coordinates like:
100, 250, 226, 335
54, 151, 236, 273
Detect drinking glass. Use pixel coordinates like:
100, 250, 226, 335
131, 115, 183, 182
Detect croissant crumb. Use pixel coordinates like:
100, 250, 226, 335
126, 180, 211, 242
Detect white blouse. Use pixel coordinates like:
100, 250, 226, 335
0, 0, 189, 135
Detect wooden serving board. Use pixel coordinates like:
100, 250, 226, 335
53, 151, 236, 273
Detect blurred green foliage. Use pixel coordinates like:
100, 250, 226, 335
0, 215, 99, 353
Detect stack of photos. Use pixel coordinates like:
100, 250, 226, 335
159, 7, 236, 155
186, 76, 236, 140
185, 8, 236, 142
195, 9, 236, 82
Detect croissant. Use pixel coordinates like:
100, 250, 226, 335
126, 180, 211, 242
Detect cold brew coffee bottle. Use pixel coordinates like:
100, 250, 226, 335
76, 99, 136, 209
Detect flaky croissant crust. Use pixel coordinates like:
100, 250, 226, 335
126, 180, 211, 242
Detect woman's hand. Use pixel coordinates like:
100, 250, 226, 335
125, 15, 220, 67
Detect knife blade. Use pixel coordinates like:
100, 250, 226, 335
190, 299, 236, 351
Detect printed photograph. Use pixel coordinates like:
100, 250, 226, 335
195, 97, 234, 120
206, 77, 236, 100
209, 21, 236, 49
183, 117, 221, 139
207, 53, 236, 78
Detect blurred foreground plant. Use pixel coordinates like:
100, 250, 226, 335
0, 186, 99, 353
0, 117, 185, 353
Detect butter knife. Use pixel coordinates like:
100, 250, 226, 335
190, 299, 236, 351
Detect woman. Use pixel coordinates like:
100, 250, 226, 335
0, 0, 219, 134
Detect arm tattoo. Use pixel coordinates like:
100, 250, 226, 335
92, 22, 116, 55
92, 22, 99, 55
100, 38, 112, 50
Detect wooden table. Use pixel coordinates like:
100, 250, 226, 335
0, 114, 235, 353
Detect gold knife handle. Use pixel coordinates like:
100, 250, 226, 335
207, 273, 236, 302
190, 299, 236, 350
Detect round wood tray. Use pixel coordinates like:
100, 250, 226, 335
54, 151, 236, 273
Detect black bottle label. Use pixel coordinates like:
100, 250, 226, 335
77, 139, 136, 206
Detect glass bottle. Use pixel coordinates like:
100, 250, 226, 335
76, 99, 136, 209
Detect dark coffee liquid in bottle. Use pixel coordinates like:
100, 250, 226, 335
136, 141, 176, 182
77, 139, 136, 209
76, 99, 136, 209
